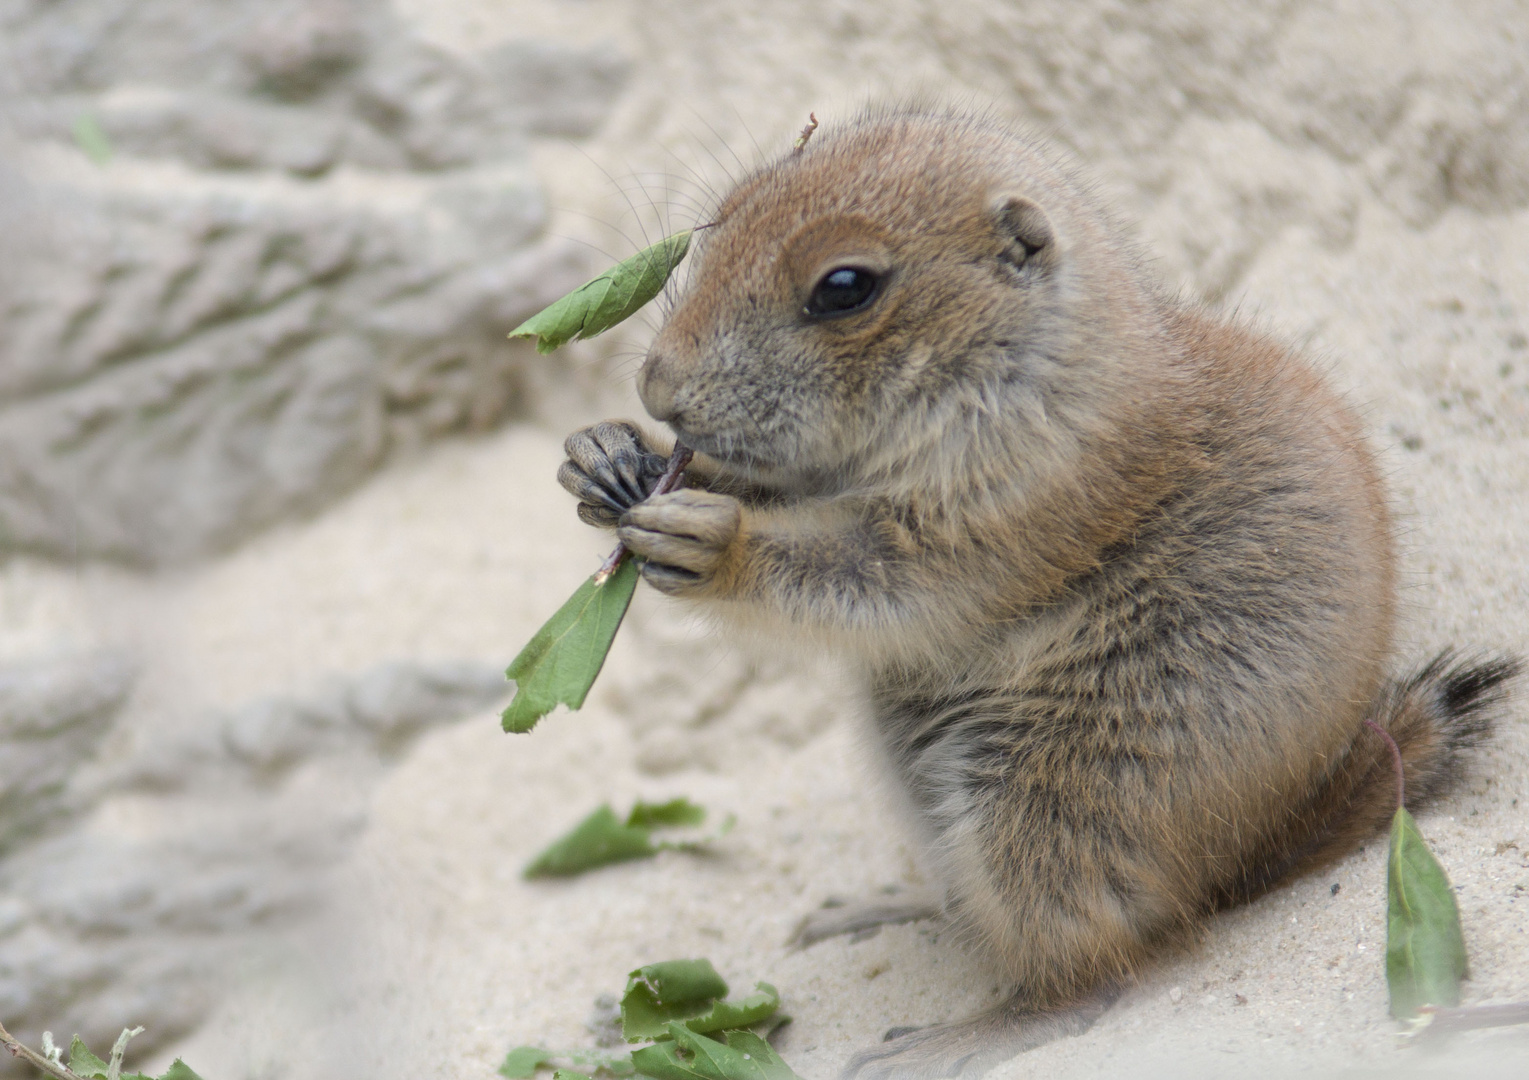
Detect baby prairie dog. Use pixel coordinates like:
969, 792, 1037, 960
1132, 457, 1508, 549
557, 107, 1516, 1078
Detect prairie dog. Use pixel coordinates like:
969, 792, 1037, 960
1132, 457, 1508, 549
556, 107, 1517, 1077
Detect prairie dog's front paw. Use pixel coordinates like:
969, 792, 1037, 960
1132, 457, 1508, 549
558, 421, 668, 528
618, 489, 741, 596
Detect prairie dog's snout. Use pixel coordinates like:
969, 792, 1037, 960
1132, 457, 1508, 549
636, 343, 680, 423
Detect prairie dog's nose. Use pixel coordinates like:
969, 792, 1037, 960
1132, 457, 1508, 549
637, 345, 678, 422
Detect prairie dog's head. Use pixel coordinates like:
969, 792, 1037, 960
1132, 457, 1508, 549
639, 109, 1155, 493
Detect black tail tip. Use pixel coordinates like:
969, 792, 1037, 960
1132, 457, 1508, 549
1410, 648, 1522, 747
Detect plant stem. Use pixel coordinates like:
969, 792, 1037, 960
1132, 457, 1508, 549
592, 442, 693, 586
794, 112, 819, 152
0, 1021, 81, 1080
1363, 718, 1407, 811
106, 1027, 143, 1080
1414, 1001, 1529, 1043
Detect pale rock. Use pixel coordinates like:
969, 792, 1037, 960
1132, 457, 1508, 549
0, 649, 138, 853
0, 0, 629, 564
0, 655, 508, 1065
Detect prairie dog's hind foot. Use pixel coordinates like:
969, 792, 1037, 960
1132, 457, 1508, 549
840, 988, 1118, 1080
558, 420, 668, 528
787, 887, 942, 949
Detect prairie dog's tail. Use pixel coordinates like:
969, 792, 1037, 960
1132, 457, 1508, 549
1365, 651, 1520, 803
1233, 651, 1520, 903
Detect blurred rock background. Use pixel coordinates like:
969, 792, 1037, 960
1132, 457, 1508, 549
1, 1, 1526, 1077
0, 0, 628, 1064
0, 0, 626, 565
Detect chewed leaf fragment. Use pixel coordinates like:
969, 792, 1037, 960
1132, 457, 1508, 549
523, 806, 658, 878
564, 1049, 638, 1076
630, 1025, 802, 1080
621, 962, 779, 1042
626, 798, 707, 830
500, 1047, 635, 1078
502, 559, 640, 733
68, 1037, 110, 1077
157, 1064, 206, 1080
501, 1047, 556, 1079
621, 960, 730, 1041
523, 800, 730, 879
510, 231, 692, 354
678, 984, 780, 1037
1386, 806, 1468, 1018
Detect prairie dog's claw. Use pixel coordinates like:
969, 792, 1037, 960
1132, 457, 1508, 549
559, 421, 667, 527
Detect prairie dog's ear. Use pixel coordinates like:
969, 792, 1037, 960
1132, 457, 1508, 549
991, 194, 1056, 272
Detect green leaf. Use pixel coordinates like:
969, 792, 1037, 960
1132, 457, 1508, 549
498, 1047, 635, 1078
68, 1037, 110, 1078
619, 962, 779, 1042
653, 812, 735, 856
156, 1063, 206, 1080
554, 1072, 594, 1080
500, 1047, 555, 1078
630, 1026, 801, 1080
626, 798, 707, 830
510, 231, 692, 354
523, 805, 660, 878
679, 985, 781, 1037
502, 560, 640, 733
523, 799, 730, 878
563, 1050, 638, 1076
629, 1041, 706, 1080
1385, 806, 1469, 1018
72, 112, 113, 165
621, 960, 730, 1041
65, 1035, 201, 1080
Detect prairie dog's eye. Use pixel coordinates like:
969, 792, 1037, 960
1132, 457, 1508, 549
805, 266, 881, 318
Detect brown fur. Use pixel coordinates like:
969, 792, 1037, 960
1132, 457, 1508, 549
557, 106, 1518, 1078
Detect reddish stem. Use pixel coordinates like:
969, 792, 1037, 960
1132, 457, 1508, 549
1364, 718, 1406, 811
1415, 1001, 1529, 1042
592, 442, 693, 585
794, 112, 819, 152
0, 1020, 78, 1080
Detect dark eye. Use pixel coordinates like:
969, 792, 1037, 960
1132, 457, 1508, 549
805, 266, 881, 318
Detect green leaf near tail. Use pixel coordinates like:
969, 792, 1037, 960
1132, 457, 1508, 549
1385, 806, 1469, 1018
501, 559, 640, 733
510, 231, 693, 354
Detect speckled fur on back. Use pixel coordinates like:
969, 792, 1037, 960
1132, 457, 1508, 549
557, 106, 1519, 1077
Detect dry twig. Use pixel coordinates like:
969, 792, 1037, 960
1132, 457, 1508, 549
793, 112, 819, 152
0, 1020, 79, 1080
593, 443, 693, 585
